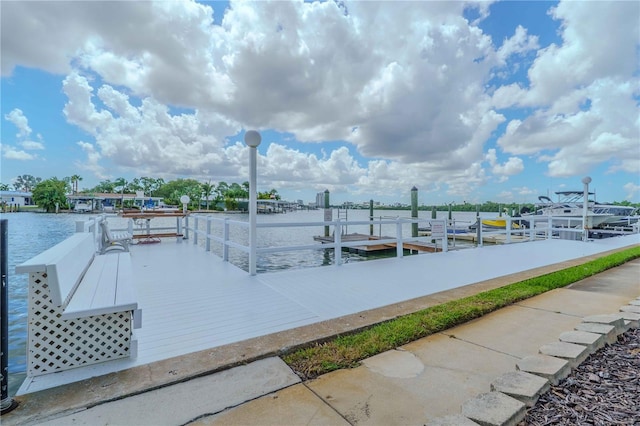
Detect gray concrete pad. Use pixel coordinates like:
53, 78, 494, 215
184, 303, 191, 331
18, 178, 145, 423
516, 288, 631, 318
193, 384, 349, 426
582, 314, 626, 334
462, 391, 526, 426
427, 414, 480, 425
439, 305, 583, 359
574, 322, 617, 344
538, 341, 590, 368
566, 261, 640, 298
620, 304, 640, 313
619, 311, 640, 329
306, 335, 519, 424
559, 330, 605, 351
490, 371, 550, 407
516, 354, 571, 385
37, 358, 299, 426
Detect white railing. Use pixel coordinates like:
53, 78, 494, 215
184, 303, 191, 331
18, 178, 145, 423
186, 214, 449, 272
84, 212, 638, 274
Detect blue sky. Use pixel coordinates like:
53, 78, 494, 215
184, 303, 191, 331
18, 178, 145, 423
1, 0, 639, 205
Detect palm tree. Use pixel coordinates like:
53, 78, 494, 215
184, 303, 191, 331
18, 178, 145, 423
114, 177, 128, 208
201, 180, 214, 211
70, 175, 82, 194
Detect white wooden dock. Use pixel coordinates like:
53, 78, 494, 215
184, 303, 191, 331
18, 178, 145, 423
18, 234, 640, 394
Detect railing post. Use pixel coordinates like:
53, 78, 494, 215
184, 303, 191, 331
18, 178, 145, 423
128, 219, 134, 235
205, 216, 211, 252
506, 217, 512, 244
530, 219, 535, 241
193, 216, 199, 245
1, 219, 17, 414
478, 219, 483, 247
184, 216, 189, 240
334, 220, 342, 266
396, 218, 403, 258
547, 216, 552, 239
223, 218, 229, 262
442, 220, 448, 252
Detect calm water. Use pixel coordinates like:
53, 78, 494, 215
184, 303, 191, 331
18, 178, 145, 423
3, 209, 488, 396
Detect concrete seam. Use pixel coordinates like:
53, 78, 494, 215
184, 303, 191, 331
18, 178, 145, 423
301, 381, 355, 425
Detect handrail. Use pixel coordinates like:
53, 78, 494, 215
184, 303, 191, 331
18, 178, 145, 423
95, 211, 625, 274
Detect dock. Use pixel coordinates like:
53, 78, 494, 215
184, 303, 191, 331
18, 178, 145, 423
5, 233, 639, 425
313, 233, 441, 254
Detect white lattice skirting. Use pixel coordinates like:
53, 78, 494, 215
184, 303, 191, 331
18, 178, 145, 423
27, 271, 135, 377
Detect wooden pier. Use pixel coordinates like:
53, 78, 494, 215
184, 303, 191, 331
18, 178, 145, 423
313, 233, 441, 254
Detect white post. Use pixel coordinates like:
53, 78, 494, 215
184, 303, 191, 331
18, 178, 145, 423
223, 218, 230, 261
396, 218, 403, 258
205, 216, 211, 252
244, 130, 262, 276
581, 176, 591, 242
334, 219, 342, 266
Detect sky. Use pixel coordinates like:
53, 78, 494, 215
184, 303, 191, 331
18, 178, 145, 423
1, 0, 639, 206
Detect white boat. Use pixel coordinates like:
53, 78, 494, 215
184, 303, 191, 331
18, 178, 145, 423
73, 201, 92, 213
521, 191, 612, 229
591, 204, 638, 228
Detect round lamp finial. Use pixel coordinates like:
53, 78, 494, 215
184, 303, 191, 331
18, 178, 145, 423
244, 130, 262, 148
581, 176, 592, 185
180, 195, 190, 204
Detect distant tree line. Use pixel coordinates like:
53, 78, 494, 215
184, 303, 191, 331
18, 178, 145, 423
1, 174, 281, 213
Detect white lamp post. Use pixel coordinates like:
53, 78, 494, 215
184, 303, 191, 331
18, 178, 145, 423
180, 195, 190, 214
244, 130, 261, 276
581, 176, 592, 242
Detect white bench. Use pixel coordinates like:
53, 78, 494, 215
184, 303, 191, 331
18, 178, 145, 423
100, 218, 133, 253
15, 233, 142, 378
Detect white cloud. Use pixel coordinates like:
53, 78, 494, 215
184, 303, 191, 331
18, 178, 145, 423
20, 140, 45, 150
623, 182, 640, 201
2, 145, 34, 160
2, 0, 638, 200
4, 108, 32, 138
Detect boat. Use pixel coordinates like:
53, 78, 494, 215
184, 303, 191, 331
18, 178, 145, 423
468, 217, 521, 230
520, 191, 612, 229
591, 204, 639, 228
72, 201, 92, 213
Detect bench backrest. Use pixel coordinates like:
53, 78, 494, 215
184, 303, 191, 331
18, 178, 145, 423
16, 233, 96, 308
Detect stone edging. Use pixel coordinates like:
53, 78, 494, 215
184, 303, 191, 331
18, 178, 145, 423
428, 297, 640, 426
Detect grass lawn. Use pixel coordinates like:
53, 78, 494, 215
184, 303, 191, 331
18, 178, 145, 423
282, 246, 640, 379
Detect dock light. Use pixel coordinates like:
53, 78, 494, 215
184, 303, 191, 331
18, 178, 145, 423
180, 195, 190, 214
581, 176, 591, 242
244, 130, 261, 276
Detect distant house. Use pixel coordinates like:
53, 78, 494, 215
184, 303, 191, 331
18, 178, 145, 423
0, 190, 33, 207
67, 193, 164, 212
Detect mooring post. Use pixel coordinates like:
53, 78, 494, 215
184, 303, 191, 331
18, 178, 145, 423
411, 187, 418, 238
1, 219, 17, 414
324, 189, 330, 237
369, 199, 374, 236
431, 206, 436, 219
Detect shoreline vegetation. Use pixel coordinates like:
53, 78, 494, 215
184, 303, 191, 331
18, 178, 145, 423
282, 246, 640, 380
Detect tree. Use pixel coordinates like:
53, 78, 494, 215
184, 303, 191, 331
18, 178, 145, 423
0, 183, 9, 191
70, 175, 83, 194
13, 174, 41, 191
91, 179, 115, 193
114, 177, 128, 207
32, 178, 69, 212
156, 178, 201, 207
201, 180, 214, 210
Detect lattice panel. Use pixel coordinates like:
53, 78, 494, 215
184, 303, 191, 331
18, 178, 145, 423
28, 272, 133, 377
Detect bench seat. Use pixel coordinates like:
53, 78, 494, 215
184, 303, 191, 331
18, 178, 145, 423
62, 252, 142, 328
15, 232, 141, 378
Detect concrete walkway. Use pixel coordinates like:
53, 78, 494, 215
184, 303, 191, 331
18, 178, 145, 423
13, 257, 639, 425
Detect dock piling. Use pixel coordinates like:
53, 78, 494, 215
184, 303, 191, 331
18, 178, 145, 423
1, 219, 17, 414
